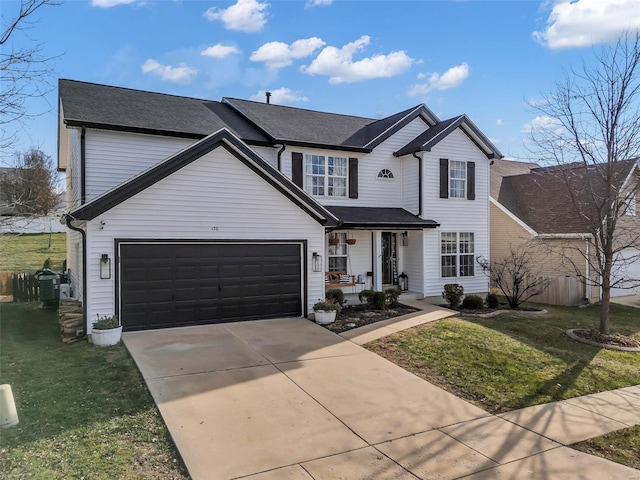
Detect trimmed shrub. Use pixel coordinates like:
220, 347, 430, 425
372, 291, 386, 310
486, 293, 500, 309
462, 294, 484, 310
442, 283, 464, 308
385, 287, 402, 307
326, 288, 346, 306
358, 289, 375, 305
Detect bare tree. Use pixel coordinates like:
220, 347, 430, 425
528, 32, 640, 334
1, 0, 60, 151
1, 147, 59, 216
478, 247, 550, 309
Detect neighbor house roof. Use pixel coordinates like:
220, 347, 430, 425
67, 129, 339, 227
493, 159, 638, 235
325, 206, 439, 230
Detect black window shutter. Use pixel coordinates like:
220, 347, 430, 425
292, 152, 303, 188
349, 157, 358, 199
439, 158, 449, 199
467, 162, 476, 200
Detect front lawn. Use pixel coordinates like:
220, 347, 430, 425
0, 303, 189, 479
367, 303, 640, 413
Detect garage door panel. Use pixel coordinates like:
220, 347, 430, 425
120, 242, 302, 331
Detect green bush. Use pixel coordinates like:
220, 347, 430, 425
43, 257, 53, 270
385, 287, 402, 307
486, 293, 500, 309
462, 294, 484, 310
325, 288, 346, 306
358, 289, 387, 309
442, 283, 464, 308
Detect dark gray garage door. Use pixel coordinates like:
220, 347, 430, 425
119, 242, 302, 331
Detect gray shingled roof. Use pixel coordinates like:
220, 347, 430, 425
326, 206, 439, 229
490, 159, 538, 200
223, 98, 430, 150
59, 80, 270, 143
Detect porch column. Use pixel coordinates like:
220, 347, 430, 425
372, 231, 383, 291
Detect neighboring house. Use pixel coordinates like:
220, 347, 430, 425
58, 79, 501, 334
490, 159, 640, 305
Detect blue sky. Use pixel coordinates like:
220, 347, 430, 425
4, 0, 640, 165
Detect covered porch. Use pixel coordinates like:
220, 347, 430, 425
322, 206, 439, 297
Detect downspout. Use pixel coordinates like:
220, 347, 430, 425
413, 152, 423, 217
80, 128, 86, 204
276, 143, 286, 172
585, 239, 591, 302
65, 215, 87, 339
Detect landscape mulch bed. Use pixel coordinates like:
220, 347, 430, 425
317, 303, 419, 334
571, 329, 640, 349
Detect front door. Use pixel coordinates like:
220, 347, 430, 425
382, 232, 398, 285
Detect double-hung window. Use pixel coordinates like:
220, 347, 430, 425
449, 160, 466, 198
441, 232, 475, 277
328, 233, 348, 271
304, 154, 347, 197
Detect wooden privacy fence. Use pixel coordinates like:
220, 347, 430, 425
8, 272, 40, 302
531, 275, 585, 306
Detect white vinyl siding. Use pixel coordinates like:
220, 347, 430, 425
422, 128, 490, 296
83, 130, 196, 202
83, 146, 324, 330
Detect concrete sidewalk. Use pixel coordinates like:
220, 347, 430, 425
123, 306, 640, 480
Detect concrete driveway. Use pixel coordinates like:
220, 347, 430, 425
123, 316, 640, 480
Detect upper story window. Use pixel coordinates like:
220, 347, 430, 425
377, 169, 394, 179
440, 158, 475, 200
304, 154, 347, 197
449, 161, 466, 198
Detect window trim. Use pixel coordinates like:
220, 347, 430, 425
377, 168, 395, 179
304, 154, 348, 198
328, 232, 348, 271
440, 231, 475, 278
448, 160, 467, 199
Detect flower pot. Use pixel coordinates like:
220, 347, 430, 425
314, 310, 337, 325
91, 326, 122, 346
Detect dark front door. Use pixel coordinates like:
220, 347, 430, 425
381, 232, 398, 285
119, 242, 302, 331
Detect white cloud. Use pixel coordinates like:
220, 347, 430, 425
141, 59, 197, 84
249, 88, 309, 105
201, 44, 241, 59
305, 0, 332, 7
301, 35, 413, 84
203, 0, 269, 33
496, 119, 504, 126
91, 0, 136, 7
408, 63, 470, 96
250, 37, 325, 69
533, 0, 640, 49
521, 115, 563, 134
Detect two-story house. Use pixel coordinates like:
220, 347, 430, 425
58, 79, 501, 334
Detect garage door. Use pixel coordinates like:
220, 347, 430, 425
611, 247, 640, 297
119, 242, 303, 331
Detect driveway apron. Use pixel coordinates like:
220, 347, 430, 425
124, 317, 640, 480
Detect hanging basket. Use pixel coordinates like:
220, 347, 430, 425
346, 238, 357, 245
328, 237, 339, 246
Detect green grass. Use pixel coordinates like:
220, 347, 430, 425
0, 302, 189, 479
367, 303, 640, 469
0, 233, 67, 272
367, 303, 640, 413
573, 425, 640, 470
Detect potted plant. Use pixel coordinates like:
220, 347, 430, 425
313, 298, 341, 325
91, 315, 122, 346
328, 235, 339, 246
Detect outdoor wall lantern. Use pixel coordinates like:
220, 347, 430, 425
401, 231, 409, 247
399, 272, 409, 291
100, 254, 111, 279
311, 252, 323, 272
